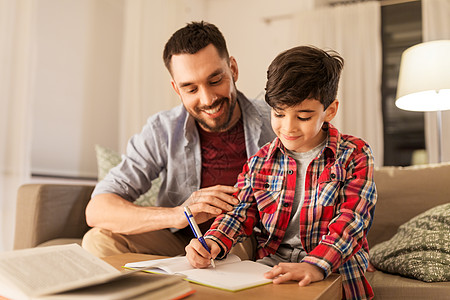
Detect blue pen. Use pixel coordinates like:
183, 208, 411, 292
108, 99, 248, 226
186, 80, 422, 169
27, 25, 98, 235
183, 206, 216, 268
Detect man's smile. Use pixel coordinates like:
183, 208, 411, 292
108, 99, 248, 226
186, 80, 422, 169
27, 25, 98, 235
201, 100, 224, 117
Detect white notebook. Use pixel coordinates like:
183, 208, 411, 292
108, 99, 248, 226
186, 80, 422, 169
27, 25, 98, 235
125, 254, 273, 292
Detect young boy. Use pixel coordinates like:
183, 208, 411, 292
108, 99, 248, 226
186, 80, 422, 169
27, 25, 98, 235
185, 46, 377, 300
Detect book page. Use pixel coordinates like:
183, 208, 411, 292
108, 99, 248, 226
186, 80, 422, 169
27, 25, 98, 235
0, 244, 121, 298
125, 253, 241, 274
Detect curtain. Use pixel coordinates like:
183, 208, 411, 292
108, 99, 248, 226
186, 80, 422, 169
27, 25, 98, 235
292, 1, 383, 166
422, 0, 450, 163
0, 0, 35, 251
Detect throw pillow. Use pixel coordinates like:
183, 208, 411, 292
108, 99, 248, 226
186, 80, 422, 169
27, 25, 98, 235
95, 145, 161, 207
370, 203, 450, 282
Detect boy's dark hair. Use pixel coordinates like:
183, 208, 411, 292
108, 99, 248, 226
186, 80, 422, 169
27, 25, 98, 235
163, 21, 229, 73
265, 45, 344, 110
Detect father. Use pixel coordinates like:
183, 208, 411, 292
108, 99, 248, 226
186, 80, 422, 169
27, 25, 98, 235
82, 21, 275, 258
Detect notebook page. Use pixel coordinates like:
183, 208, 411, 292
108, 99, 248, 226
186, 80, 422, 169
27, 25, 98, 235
180, 260, 273, 292
125, 253, 241, 274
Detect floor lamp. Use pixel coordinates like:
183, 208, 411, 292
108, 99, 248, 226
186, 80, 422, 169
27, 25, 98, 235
395, 40, 450, 163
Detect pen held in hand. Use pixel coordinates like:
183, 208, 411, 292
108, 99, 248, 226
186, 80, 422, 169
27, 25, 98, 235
184, 206, 216, 268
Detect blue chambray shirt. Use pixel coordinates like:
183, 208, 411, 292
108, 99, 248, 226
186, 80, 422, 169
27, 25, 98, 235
92, 91, 275, 208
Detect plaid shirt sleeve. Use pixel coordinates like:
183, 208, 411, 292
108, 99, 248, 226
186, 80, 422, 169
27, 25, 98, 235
205, 157, 261, 258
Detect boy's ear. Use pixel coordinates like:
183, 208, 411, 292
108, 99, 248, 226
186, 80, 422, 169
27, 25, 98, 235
325, 100, 339, 122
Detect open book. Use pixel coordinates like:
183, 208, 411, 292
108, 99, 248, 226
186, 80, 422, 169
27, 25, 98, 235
0, 244, 193, 300
125, 254, 273, 292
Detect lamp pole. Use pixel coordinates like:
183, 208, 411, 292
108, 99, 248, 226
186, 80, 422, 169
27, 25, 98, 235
436, 109, 443, 163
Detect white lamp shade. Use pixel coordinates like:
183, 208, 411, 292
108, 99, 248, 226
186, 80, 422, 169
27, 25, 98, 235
395, 40, 450, 112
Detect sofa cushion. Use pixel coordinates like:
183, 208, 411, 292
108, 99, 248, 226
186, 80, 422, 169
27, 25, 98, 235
365, 271, 450, 300
370, 203, 450, 282
95, 145, 161, 206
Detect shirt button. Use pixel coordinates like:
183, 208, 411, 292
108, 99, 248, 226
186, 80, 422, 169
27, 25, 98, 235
331, 173, 336, 179
287, 170, 293, 175
283, 202, 289, 207
264, 183, 270, 189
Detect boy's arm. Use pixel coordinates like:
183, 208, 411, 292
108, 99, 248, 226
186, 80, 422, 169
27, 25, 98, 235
204, 164, 259, 258
302, 146, 377, 277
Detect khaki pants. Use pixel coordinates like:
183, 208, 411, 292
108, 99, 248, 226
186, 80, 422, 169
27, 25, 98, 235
82, 227, 256, 260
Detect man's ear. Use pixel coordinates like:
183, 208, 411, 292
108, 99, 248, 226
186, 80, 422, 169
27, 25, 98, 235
229, 56, 238, 82
171, 79, 181, 97
325, 100, 339, 122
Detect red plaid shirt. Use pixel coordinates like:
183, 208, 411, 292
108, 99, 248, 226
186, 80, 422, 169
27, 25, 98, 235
206, 123, 377, 300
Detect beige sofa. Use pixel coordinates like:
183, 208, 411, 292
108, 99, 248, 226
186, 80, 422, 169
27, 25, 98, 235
14, 163, 450, 299
366, 162, 450, 299
14, 184, 94, 249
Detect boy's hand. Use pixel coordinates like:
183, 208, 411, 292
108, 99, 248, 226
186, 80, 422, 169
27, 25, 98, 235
367, 261, 377, 272
185, 238, 221, 269
264, 262, 325, 286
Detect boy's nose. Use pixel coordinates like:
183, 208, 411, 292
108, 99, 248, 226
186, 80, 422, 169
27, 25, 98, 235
283, 117, 297, 132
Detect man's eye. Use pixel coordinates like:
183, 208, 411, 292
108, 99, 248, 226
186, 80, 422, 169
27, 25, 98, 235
210, 78, 222, 85
186, 88, 197, 94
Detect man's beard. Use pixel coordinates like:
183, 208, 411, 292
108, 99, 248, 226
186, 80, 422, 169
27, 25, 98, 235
193, 95, 238, 133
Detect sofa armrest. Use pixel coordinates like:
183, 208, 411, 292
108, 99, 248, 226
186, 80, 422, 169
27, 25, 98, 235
14, 184, 95, 249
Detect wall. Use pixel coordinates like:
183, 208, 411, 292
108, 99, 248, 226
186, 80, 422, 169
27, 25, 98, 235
31, 0, 123, 178
116, 0, 208, 150
30, 0, 314, 179
204, 0, 314, 100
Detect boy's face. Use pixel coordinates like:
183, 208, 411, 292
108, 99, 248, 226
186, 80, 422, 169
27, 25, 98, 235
271, 99, 338, 153
170, 44, 241, 133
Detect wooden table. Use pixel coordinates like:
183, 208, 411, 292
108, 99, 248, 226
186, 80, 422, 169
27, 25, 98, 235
103, 253, 342, 300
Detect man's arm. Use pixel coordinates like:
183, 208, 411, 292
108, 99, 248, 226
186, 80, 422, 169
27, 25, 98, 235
85, 185, 240, 235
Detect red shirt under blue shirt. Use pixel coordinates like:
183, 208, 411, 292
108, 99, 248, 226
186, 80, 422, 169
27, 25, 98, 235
196, 118, 247, 233
197, 118, 247, 188
205, 123, 377, 300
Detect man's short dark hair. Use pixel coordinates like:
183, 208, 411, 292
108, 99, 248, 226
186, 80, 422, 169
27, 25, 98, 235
265, 45, 344, 110
163, 21, 229, 73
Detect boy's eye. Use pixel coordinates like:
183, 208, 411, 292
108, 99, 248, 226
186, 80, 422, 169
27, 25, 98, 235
273, 112, 284, 118
298, 116, 311, 121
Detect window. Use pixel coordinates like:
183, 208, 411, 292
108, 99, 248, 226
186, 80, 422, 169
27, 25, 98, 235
381, 0, 424, 166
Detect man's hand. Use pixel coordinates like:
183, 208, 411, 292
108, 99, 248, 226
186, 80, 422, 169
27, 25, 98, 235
185, 238, 221, 268
264, 262, 325, 287
177, 185, 239, 228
